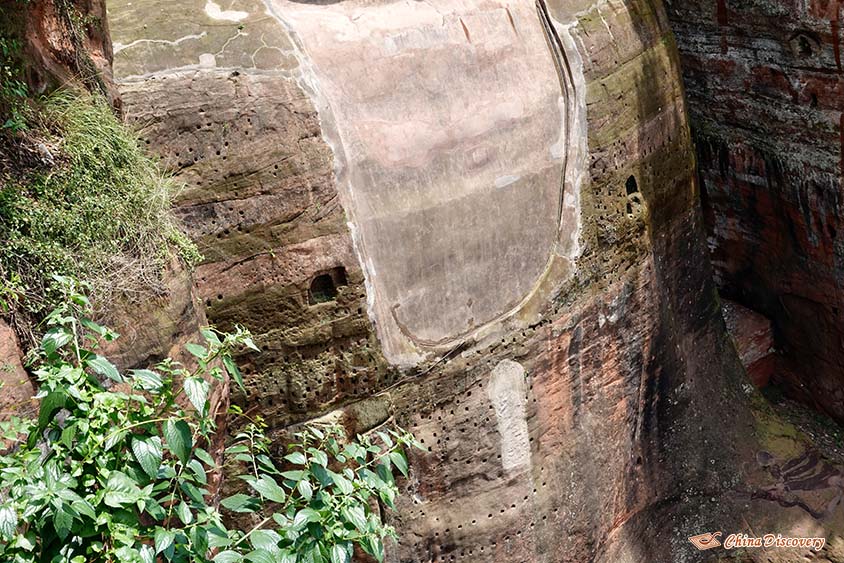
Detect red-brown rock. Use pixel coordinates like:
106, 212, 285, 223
722, 298, 776, 388
667, 0, 844, 422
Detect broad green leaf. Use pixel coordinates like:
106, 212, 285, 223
297, 479, 313, 501
180, 480, 206, 504
190, 526, 209, 556
220, 493, 257, 513
379, 486, 396, 509
284, 452, 306, 466
309, 449, 328, 467
42, 327, 72, 356
292, 508, 320, 529
389, 450, 408, 476
80, 317, 108, 337
103, 471, 144, 507
36, 390, 67, 433
201, 328, 222, 346
310, 464, 332, 487
70, 498, 95, 520
104, 428, 127, 451
376, 431, 394, 448
0, 505, 17, 539
154, 528, 175, 554
360, 468, 386, 490
85, 354, 122, 382
280, 470, 305, 481
15, 531, 35, 551
330, 472, 353, 495
245, 550, 276, 563
194, 448, 216, 467
53, 507, 72, 540
130, 369, 163, 391
214, 551, 242, 563
363, 535, 385, 562
248, 475, 286, 503
139, 545, 155, 563
184, 377, 209, 414
341, 505, 367, 532
208, 527, 233, 549
175, 500, 193, 524
309, 544, 326, 563
331, 543, 351, 563
163, 419, 192, 464
250, 529, 281, 553
185, 343, 208, 359
222, 356, 244, 391
60, 424, 77, 448
131, 436, 163, 479
188, 459, 207, 485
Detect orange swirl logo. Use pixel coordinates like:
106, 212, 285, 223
688, 532, 723, 551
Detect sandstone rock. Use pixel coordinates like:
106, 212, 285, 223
666, 0, 844, 423
721, 298, 776, 388
0, 320, 35, 420
1, 0, 120, 107
97, 257, 207, 371
108, 0, 844, 561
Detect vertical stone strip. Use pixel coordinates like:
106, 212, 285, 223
487, 360, 531, 473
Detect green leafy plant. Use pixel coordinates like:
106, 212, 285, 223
0, 278, 419, 562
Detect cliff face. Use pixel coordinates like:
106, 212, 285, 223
666, 0, 844, 421
37, 0, 838, 559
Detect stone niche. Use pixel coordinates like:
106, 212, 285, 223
108, 0, 844, 561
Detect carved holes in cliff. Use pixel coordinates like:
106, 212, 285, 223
625, 175, 643, 217
789, 32, 821, 59
308, 267, 348, 305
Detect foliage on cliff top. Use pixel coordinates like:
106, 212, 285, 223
0, 90, 200, 339
0, 280, 419, 563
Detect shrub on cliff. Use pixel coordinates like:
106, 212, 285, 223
0, 279, 418, 563
0, 90, 200, 341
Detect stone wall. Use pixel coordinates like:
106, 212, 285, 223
666, 0, 844, 421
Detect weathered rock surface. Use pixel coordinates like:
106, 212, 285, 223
666, 0, 844, 422
722, 298, 776, 388
0, 0, 210, 418
1, 0, 120, 107
98, 258, 208, 370
0, 320, 35, 420
109, 0, 844, 561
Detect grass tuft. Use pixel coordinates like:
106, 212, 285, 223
0, 89, 201, 341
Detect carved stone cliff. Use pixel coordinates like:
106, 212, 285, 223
0, 0, 820, 560
667, 0, 844, 423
